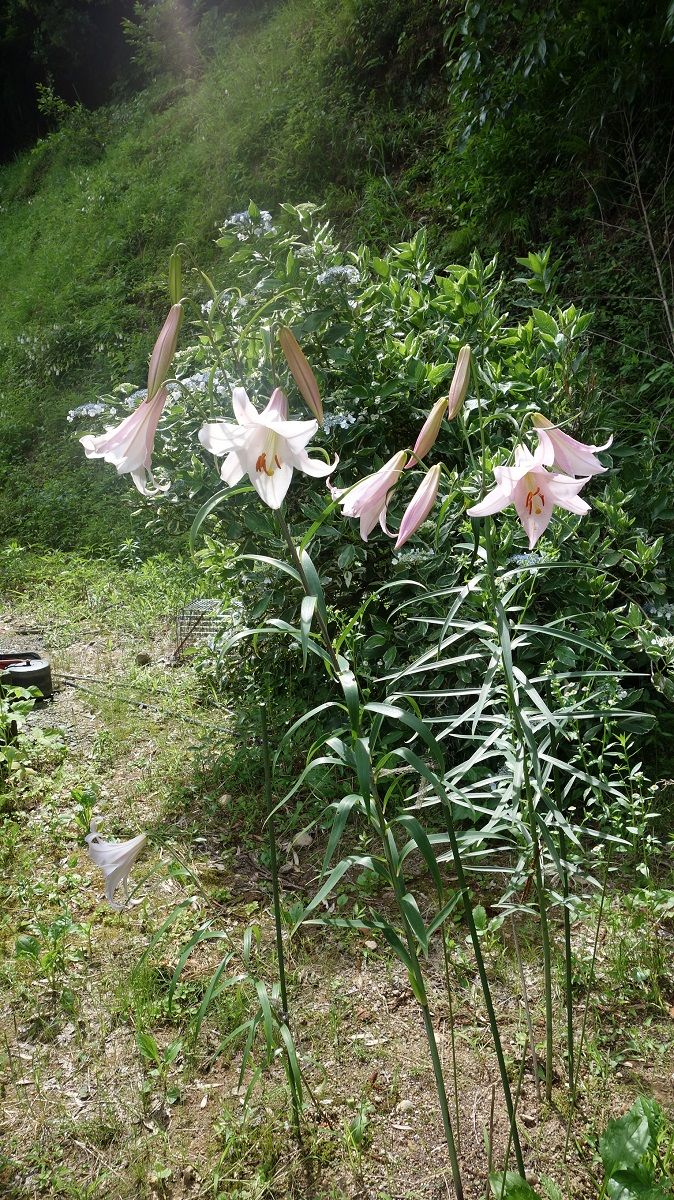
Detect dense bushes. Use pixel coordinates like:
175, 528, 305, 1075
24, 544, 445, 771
74, 204, 673, 787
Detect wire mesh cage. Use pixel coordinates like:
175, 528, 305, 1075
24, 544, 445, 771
174, 598, 225, 661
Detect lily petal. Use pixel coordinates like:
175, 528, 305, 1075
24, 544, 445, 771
85, 821, 147, 909
396, 464, 442, 548
532, 413, 612, 476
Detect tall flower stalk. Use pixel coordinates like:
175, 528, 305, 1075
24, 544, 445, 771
259, 701, 302, 1138
273, 509, 465, 1197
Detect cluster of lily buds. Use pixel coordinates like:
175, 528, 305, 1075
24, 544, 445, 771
333, 346, 471, 546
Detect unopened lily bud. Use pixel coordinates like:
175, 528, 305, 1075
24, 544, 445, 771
278, 327, 323, 425
447, 345, 471, 419
147, 303, 183, 401
168, 249, 182, 306
409, 395, 448, 466
395, 463, 442, 549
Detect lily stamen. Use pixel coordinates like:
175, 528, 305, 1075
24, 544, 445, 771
526, 486, 544, 516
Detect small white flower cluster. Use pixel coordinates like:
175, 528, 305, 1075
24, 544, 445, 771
645, 602, 674, 624
67, 402, 109, 423
316, 265, 360, 287
323, 411, 357, 433
508, 553, 544, 568
171, 368, 229, 398
223, 210, 274, 240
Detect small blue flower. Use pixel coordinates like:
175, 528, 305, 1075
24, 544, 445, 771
67, 402, 109, 423
316, 266, 360, 287
508, 553, 544, 568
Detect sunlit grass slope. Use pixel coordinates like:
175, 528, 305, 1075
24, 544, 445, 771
0, 0, 442, 550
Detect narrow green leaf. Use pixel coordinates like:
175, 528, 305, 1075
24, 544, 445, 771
397, 814, 443, 895
322, 794, 359, 873
300, 594, 317, 669
189, 485, 253, 548
400, 892, 428, 954
254, 981, 275, 1054
238, 553, 302, 583
294, 859, 353, 928
300, 548, 329, 624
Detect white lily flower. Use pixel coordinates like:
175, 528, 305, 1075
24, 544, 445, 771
85, 820, 147, 909
199, 387, 336, 509
80, 387, 169, 496
467, 439, 590, 549
531, 413, 613, 476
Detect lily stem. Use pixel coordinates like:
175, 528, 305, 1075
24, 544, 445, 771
523, 757, 554, 1103
259, 700, 302, 1139
370, 787, 464, 1200
276, 509, 341, 676
437, 786, 526, 1178
276, 509, 463, 1193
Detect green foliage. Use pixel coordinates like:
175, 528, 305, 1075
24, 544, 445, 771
599, 1097, 673, 1200
0, 683, 63, 790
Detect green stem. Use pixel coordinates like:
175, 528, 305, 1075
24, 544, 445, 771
274, 512, 463, 1190
559, 828, 574, 1085
259, 701, 302, 1138
499, 1043, 527, 1200
438, 790, 526, 1177
563, 850, 611, 1161
371, 788, 464, 1200
511, 915, 542, 1105
548, 688, 574, 1091
482, 520, 554, 1106
276, 509, 341, 676
441, 927, 462, 1155
523, 758, 554, 1103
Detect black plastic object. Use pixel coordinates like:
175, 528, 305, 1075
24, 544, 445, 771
0, 652, 53, 699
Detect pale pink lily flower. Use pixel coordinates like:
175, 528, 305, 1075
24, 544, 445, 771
532, 413, 612, 477
80, 387, 170, 496
199, 387, 336, 509
396, 463, 442, 549
409, 397, 448, 466
330, 451, 407, 541
467, 439, 590, 549
85, 821, 147, 909
147, 303, 183, 401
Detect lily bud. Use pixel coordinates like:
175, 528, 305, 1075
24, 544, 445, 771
147, 303, 183, 402
168, 249, 182, 306
395, 463, 442, 549
447, 345, 471, 419
278, 327, 323, 425
408, 395, 448, 466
